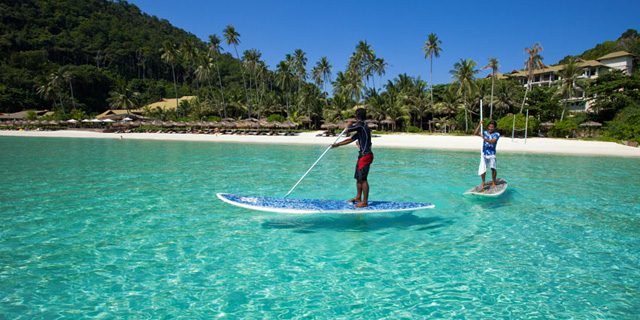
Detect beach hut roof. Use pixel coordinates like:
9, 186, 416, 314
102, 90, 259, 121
580, 121, 602, 127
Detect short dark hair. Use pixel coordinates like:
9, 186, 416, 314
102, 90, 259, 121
355, 108, 367, 120
489, 120, 497, 127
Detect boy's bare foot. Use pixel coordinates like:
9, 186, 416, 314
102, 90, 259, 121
348, 197, 361, 203
354, 201, 368, 208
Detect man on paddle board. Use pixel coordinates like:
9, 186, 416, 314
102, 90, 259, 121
331, 108, 373, 208
475, 120, 500, 188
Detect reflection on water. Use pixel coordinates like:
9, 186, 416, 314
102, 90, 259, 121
261, 212, 449, 232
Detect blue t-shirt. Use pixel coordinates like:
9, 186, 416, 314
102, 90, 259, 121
482, 131, 500, 156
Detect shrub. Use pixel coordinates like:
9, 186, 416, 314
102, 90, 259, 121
406, 126, 422, 133
549, 119, 579, 138
267, 114, 285, 123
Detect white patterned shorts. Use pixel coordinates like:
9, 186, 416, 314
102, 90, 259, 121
484, 155, 497, 169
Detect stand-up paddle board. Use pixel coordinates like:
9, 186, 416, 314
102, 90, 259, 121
217, 193, 435, 214
464, 178, 508, 196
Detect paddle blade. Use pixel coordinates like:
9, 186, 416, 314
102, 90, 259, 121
478, 155, 486, 175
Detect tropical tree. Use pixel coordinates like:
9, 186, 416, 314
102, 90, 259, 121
312, 57, 332, 102
107, 85, 140, 115
372, 57, 388, 91
208, 34, 227, 118
161, 40, 180, 117
223, 25, 251, 117
450, 58, 479, 132
557, 58, 586, 121
276, 59, 295, 116
422, 33, 442, 104
493, 80, 520, 117
61, 69, 76, 110
409, 78, 432, 130
483, 57, 499, 118
195, 50, 217, 117
292, 49, 308, 113
41, 71, 66, 114
522, 42, 545, 112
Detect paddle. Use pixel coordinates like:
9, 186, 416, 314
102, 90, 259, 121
478, 99, 486, 176
284, 127, 348, 198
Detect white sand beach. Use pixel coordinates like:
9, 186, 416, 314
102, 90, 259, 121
2, 129, 640, 158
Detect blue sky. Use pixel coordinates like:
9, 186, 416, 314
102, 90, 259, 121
127, 0, 639, 88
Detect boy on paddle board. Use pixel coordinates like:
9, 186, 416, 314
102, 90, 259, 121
475, 120, 500, 188
331, 108, 373, 208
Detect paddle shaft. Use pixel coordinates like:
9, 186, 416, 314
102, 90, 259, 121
284, 127, 348, 197
478, 99, 486, 175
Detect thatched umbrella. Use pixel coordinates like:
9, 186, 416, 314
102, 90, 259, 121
321, 123, 337, 130
580, 121, 602, 127
539, 122, 555, 127
368, 123, 378, 129
380, 119, 395, 131
222, 121, 236, 129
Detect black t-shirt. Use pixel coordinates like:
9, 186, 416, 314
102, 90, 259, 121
347, 120, 372, 157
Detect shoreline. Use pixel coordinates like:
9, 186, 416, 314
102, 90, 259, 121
2, 129, 640, 158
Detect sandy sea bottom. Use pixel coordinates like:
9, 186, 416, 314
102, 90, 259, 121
1, 136, 639, 319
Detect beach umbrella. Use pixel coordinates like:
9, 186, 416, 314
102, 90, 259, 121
222, 118, 235, 122
102, 119, 115, 123
222, 121, 236, 129
67, 119, 78, 124
81, 119, 92, 123
368, 123, 378, 129
286, 121, 299, 129
539, 122, 555, 127
579, 121, 602, 127
123, 117, 133, 122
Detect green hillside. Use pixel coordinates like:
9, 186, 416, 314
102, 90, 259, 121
558, 29, 640, 64
0, 0, 240, 114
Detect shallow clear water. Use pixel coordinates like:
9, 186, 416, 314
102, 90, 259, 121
1, 136, 639, 319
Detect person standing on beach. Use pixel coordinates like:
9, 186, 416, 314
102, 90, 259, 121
475, 120, 500, 188
331, 108, 373, 208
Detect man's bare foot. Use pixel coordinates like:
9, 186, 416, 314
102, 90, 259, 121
354, 201, 368, 208
348, 197, 361, 203
478, 183, 486, 189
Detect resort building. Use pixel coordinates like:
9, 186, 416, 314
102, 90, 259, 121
500, 51, 636, 112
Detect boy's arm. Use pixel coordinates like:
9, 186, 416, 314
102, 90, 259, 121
474, 121, 483, 136
331, 137, 354, 148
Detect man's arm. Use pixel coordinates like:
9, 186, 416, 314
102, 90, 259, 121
331, 137, 354, 148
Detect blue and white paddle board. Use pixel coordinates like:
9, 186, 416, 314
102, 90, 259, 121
217, 193, 435, 214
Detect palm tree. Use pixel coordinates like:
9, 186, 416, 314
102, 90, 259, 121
422, 33, 442, 104
316, 57, 332, 99
243, 48, 263, 117
62, 70, 76, 110
293, 49, 307, 113
181, 39, 201, 110
522, 42, 545, 112
107, 86, 140, 115
557, 58, 586, 121
409, 78, 431, 130
45, 71, 66, 114
208, 34, 227, 118
161, 40, 180, 118
450, 58, 479, 133
223, 25, 251, 117
372, 57, 388, 91
195, 50, 216, 118
276, 59, 294, 116
494, 80, 519, 117
483, 57, 499, 118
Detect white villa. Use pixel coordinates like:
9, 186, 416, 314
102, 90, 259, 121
499, 51, 636, 112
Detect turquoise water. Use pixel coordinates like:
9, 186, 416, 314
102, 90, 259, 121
1, 136, 639, 319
